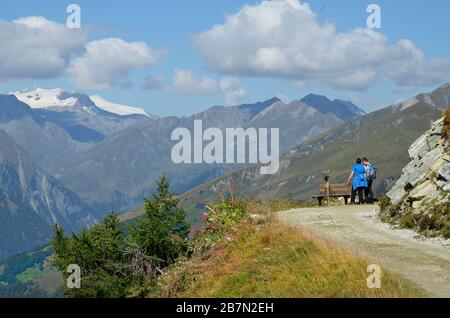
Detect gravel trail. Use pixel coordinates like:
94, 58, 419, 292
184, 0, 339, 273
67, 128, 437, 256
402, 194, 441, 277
277, 205, 450, 297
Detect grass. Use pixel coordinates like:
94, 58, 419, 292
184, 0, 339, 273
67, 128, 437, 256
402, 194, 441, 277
16, 265, 53, 284
149, 202, 427, 298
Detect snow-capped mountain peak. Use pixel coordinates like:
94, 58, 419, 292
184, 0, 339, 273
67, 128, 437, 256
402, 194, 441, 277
89, 95, 153, 118
10, 87, 78, 109
9, 88, 156, 118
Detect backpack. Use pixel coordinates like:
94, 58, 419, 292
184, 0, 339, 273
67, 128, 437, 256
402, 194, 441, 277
368, 163, 377, 180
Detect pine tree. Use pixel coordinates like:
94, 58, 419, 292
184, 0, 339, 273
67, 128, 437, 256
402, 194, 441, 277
130, 175, 189, 268
52, 213, 132, 298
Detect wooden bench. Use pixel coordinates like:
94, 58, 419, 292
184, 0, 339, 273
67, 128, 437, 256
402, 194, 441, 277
313, 183, 352, 206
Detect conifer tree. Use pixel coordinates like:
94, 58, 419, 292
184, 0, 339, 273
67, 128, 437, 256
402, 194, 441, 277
130, 175, 189, 267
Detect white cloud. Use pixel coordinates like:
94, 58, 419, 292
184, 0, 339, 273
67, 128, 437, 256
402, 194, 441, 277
220, 77, 246, 105
172, 68, 218, 94
171, 69, 246, 104
69, 38, 164, 90
193, 0, 450, 91
0, 17, 87, 80
0, 17, 166, 90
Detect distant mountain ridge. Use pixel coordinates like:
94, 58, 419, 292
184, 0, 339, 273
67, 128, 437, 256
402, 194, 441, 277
56, 97, 349, 211
300, 94, 366, 121
12, 88, 155, 118
0, 128, 97, 261
0, 91, 151, 173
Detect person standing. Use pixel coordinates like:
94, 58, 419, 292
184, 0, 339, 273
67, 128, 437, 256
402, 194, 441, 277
362, 157, 376, 204
347, 158, 368, 204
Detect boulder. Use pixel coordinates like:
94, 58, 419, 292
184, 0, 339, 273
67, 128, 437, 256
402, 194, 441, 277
408, 134, 429, 159
386, 174, 409, 205
409, 180, 440, 200
437, 162, 450, 181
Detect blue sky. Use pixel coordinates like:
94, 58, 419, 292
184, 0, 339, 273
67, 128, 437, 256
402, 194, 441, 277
1, 0, 450, 116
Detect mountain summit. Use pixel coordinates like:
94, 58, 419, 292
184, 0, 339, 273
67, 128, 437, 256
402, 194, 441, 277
10, 88, 155, 118
300, 94, 365, 121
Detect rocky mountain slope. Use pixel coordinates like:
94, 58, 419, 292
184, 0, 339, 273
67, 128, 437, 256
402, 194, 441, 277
179, 84, 450, 217
0, 129, 97, 261
383, 106, 449, 237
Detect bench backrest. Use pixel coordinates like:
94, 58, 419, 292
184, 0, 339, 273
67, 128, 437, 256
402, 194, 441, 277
320, 183, 352, 195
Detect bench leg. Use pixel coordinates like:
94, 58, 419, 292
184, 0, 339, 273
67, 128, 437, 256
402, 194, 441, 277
318, 198, 323, 206
344, 196, 349, 205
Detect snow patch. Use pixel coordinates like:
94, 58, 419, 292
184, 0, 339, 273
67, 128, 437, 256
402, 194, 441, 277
90, 95, 152, 118
11, 88, 78, 108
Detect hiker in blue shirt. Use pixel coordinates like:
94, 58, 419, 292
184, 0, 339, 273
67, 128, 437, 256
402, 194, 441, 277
347, 158, 368, 204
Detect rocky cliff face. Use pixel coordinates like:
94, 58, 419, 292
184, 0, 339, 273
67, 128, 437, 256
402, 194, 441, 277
387, 115, 449, 206
385, 107, 449, 237
0, 129, 98, 260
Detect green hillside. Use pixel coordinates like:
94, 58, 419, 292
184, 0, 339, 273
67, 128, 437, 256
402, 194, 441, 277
0, 245, 61, 298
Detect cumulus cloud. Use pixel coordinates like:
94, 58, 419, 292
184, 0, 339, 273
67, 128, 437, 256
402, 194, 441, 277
220, 77, 247, 105
0, 16, 166, 90
193, 0, 450, 90
0, 16, 87, 80
171, 69, 246, 104
69, 38, 164, 90
172, 68, 219, 94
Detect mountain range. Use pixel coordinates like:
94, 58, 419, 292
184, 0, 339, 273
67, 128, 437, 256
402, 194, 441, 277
178, 83, 450, 220
0, 87, 367, 259
55, 96, 361, 211
8, 82, 450, 262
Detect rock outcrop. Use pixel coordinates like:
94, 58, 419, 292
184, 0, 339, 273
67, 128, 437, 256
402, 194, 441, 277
387, 110, 450, 211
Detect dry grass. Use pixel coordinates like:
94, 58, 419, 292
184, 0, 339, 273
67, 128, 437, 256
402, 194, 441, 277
152, 217, 427, 298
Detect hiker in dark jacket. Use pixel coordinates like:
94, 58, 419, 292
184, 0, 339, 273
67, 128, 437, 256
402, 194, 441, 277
347, 158, 368, 204
362, 157, 376, 204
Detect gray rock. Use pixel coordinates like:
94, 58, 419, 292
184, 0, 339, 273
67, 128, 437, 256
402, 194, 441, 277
430, 118, 444, 135
387, 174, 409, 205
408, 134, 429, 159
437, 162, 450, 181
426, 134, 442, 151
409, 180, 440, 200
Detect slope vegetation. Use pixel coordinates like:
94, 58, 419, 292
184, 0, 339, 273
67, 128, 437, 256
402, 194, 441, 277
150, 202, 426, 298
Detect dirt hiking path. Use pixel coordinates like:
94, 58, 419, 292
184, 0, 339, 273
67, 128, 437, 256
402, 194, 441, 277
277, 205, 450, 297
